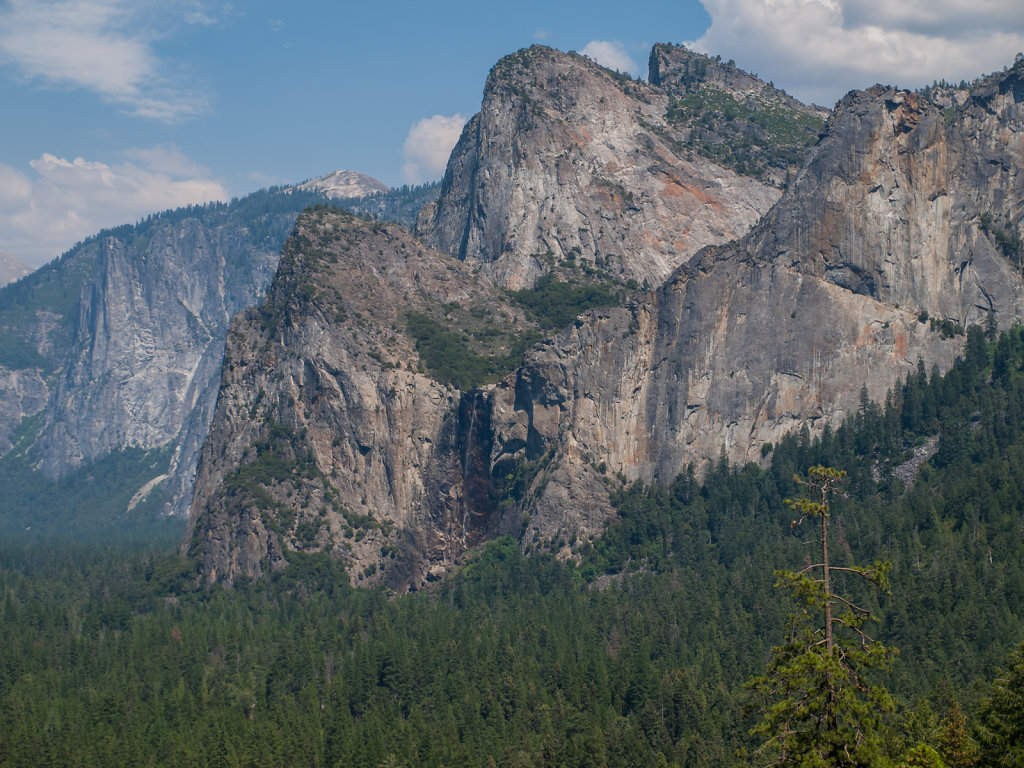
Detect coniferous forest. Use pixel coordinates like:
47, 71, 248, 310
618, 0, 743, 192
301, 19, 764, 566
3, 326, 1024, 766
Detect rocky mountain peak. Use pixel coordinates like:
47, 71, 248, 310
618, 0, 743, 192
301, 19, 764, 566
185, 50, 1024, 592
648, 43, 828, 185
649, 43, 816, 109
429, 44, 780, 290
184, 206, 540, 587
0, 250, 33, 288
295, 170, 389, 199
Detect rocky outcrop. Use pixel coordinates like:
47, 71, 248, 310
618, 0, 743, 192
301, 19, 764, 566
649, 43, 825, 115
478, 59, 1024, 537
184, 209, 534, 587
428, 46, 781, 289
649, 44, 829, 185
295, 170, 389, 199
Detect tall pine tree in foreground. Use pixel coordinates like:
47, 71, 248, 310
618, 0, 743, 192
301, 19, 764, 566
747, 466, 895, 767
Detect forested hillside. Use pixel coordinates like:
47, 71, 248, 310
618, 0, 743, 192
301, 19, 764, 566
2, 326, 1023, 766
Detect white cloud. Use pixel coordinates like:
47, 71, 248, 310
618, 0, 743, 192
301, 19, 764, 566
0, 145, 227, 266
581, 40, 641, 77
0, 0, 209, 122
401, 113, 467, 185
692, 0, 1024, 106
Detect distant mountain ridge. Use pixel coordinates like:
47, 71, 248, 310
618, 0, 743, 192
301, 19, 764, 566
0, 250, 32, 288
0, 182, 441, 533
294, 170, 390, 199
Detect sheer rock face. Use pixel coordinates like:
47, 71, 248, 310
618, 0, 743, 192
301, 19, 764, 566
746, 80, 1024, 325
187, 58, 1024, 589
0, 367, 48, 454
428, 46, 780, 289
482, 63, 1024, 532
33, 216, 286, 516
184, 210, 528, 588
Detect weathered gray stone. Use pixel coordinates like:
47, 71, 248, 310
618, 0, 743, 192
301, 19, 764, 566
185, 54, 1024, 591
184, 210, 530, 588
429, 46, 780, 289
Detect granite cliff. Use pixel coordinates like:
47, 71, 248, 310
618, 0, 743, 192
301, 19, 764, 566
426, 46, 784, 289
184, 208, 536, 586
185, 53, 1024, 588
0, 177, 447, 529
476, 59, 1024, 547
0, 188, 338, 526
33, 212, 288, 517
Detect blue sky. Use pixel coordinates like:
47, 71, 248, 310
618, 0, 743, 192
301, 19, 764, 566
2, 0, 1024, 266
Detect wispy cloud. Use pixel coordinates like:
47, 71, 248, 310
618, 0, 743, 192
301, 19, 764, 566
581, 40, 641, 77
0, 0, 210, 122
693, 0, 1024, 106
0, 145, 228, 266
401, 113, 467, 185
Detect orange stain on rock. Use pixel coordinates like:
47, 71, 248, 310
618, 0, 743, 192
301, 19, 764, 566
660, 175, 724, 212
568, 126, 593, 147
893, 331, 907, 361
855, 324, 874, 347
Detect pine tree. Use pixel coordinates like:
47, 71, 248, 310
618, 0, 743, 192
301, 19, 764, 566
746, 466, 896, 767
977, 643, 1024, 768
938, 700, 979, 768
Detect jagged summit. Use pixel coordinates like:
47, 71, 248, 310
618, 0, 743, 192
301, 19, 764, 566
184, 207, 536, 587
648, 43, 819, 110
294, 170, 389, 199
429, 44, 780, 290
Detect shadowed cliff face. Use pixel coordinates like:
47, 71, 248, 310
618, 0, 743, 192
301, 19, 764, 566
427, 46, 781, 290
184, 209, 532, 589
